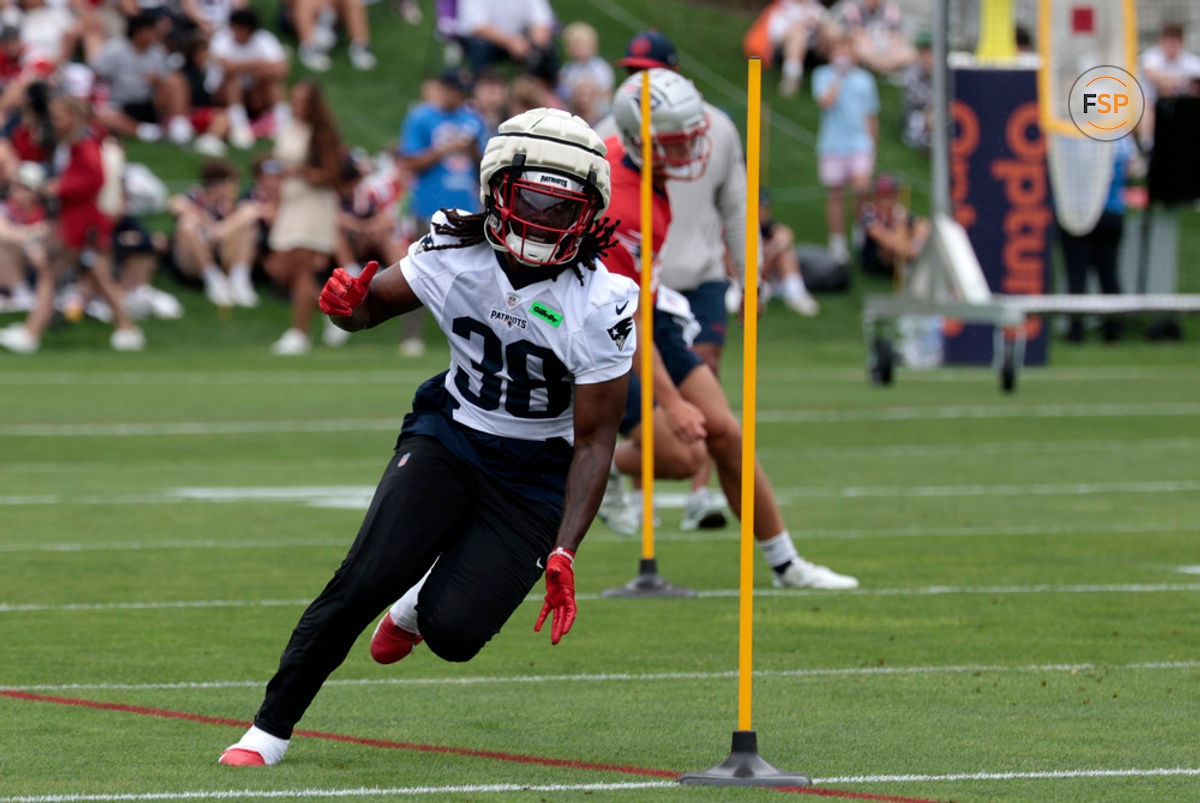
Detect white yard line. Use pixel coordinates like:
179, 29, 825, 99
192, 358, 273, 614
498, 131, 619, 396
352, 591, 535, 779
4, 660, 1198, 693
3, 583, 1199, 615
819, 767, 1200, 783
3, 400, 1198, 438
0, 782, 675, 803
2, 520, 1193, 554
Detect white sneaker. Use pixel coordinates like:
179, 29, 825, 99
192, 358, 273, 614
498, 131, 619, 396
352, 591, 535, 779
773, 558, 858, 590
229, 273, 259, 308
85, 298, 113, 323
349, 43, 377, 70
193, 133, 227, 157
597, 464, 639, 537
136, 122, 163, 143
166, 116, 194, 145
141, 286, 183, 320
784, 292, 820, 317
0, 324, 39, 354
398, 337, 425, 358
203, 270, 233, 308
680, 487, 727, 531
5, 284, 34, 312
110, 326, 146, 352
299, 45, 331, 72
322, 317, 351, 347
270, 328, 311, 355
229, 125, 256, 150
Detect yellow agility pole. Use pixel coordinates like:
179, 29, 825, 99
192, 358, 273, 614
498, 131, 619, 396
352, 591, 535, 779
639, 68, 655, 565
679, 59, 811, 787
601, 70, 693, 599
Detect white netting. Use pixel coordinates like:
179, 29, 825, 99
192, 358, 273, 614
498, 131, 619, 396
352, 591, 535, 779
1040, 0, 1133, 134
1046, 133, 1114, 235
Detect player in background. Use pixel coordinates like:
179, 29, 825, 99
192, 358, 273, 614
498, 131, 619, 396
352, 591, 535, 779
218, 108, 638, 765
600, 69, 856, 591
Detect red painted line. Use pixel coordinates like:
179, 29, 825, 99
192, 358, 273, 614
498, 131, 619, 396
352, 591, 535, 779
1, 689, 942, 803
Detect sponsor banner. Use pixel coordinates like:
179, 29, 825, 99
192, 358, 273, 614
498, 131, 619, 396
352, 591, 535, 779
945, 67, 1053, 365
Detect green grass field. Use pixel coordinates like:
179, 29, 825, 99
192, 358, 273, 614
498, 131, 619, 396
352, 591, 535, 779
2, 0, 1200, 800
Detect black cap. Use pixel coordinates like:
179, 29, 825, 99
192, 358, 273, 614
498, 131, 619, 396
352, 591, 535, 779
436, 68, 472, 95
617, 30, 678, 70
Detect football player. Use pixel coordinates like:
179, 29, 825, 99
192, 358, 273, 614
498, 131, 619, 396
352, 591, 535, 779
600, 69, 857, 591
218, 108, 638, 766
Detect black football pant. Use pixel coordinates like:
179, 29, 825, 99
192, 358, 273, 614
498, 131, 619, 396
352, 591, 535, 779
254, 435, 558, 739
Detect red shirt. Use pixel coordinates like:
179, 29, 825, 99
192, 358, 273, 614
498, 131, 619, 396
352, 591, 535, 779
602, 136, 671, 297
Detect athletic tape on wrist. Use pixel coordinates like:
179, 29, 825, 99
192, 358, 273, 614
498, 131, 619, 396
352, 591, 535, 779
549, 547, 575, 566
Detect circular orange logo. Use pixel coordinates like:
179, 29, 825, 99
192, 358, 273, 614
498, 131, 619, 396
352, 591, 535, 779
1068, 66, 1145, 141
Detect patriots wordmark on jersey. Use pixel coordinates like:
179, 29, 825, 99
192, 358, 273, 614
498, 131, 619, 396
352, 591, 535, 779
400, 210, 640, 444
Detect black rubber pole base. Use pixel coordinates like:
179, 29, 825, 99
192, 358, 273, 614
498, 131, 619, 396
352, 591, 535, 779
677, 730, 812, 787
600, 558, 695, 598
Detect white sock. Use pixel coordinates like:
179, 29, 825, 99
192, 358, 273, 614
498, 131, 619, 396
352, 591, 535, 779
228, 104, 249, 130
227, 725, 289, 765
230, 263, 251, 283
203, 265, 225, 284
758, 531, 799, 571
782, 59, 803, 80
829, 232, 847, 252
388, 565, 433, 635
781, 274, 809, 303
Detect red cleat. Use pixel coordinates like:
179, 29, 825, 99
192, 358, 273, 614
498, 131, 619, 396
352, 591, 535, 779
370, 614, 422, 664
219, 748, 266, 766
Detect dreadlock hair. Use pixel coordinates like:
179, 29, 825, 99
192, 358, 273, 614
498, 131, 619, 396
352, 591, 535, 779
427, 207, 621, 285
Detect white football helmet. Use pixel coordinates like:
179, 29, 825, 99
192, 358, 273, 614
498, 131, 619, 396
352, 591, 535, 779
479, 108, 611, 268
612, 68, 711, 181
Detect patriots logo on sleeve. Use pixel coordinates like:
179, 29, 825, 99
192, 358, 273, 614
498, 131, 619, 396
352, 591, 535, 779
607, 317, 633, 350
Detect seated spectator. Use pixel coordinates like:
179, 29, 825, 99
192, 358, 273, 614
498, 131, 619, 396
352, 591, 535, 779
207, 8, 289, 149
290, 0, 377, 72
469, 70, 507, 138
0, 93, 143, 353
17, 0, 80, 68
760, 191, 818, 315
458, 0, 556, 83
1141, 23, 1200, 102
766, 0, 829, 96
0, 160, 48, 312
557, 21, 612, 125
110, 208, 181, 320
179, 0, 241, 39
837, 0, 911, 74
507, 73, 557, 115
167, 157, 259, 307
814, 31, 877, 265
859, 173, 928, 278
900, 30, 932, 149
90, 11, 194, 145
334, 153, 402, 278
179, 34, 231, 155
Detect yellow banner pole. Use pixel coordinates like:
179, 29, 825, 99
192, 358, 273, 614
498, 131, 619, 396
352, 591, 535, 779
738, 57, 762, 734
639, 69, 655, 563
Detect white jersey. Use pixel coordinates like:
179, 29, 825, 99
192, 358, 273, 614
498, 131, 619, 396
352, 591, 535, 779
400, 210, 638, 444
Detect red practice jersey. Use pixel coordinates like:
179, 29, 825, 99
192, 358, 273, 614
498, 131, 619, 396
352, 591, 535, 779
602, 136, 671, 297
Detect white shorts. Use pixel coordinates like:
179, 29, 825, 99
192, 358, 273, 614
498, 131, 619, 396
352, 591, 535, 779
818, 151, 875, 188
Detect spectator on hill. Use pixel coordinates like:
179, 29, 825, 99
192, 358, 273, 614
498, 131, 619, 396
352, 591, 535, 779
179, 34, 231, 156
207, 8, 289, 149
557, 21, 612, 125
813, 31, 877, 266
507, 73, 556, 116
286, 0, 376, 72
0, 94, 143, 353
836, 0, 911, 73
760, 191, 818, 315
396, 68, 485, 357
469, 70, 507, 139
457, 0, 556, 83
334, 154, 402, 280
265, 79, 342, 355
1141, 22, 1200, 104
168, 157, 258, 307
0, 160, 48, 312
16, 0, 80, 68
859, 173, 928, 278
900, 30, 932, 149
766, 0, 829, 96
90, 12, 194, 145
179, 0, 241, 38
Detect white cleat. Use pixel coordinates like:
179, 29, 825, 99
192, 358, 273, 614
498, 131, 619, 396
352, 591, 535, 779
0, 324, 39, 354
773, 558, 858, 590
110, 327, 146, 352
680, 487, 727, 531
270, 328, 311, 356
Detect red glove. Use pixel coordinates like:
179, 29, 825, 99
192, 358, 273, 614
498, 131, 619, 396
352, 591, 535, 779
534, 547, 576, 645
319, 260, 379, 318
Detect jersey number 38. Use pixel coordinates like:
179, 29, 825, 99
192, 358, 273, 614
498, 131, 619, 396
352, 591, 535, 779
452, 317, 571, 419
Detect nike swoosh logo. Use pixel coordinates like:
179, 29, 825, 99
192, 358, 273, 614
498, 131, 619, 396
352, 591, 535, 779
615, 301, 629, 315
536, 558, 545, 569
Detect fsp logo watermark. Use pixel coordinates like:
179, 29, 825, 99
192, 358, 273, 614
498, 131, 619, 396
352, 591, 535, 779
1068, 65, 1145, 141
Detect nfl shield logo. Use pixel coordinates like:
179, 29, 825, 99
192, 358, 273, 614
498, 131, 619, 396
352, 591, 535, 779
506, 292, 520, 308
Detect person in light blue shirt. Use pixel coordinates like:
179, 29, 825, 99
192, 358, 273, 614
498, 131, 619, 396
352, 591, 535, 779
812, 34, 879, 265
395, 69, 489, 356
